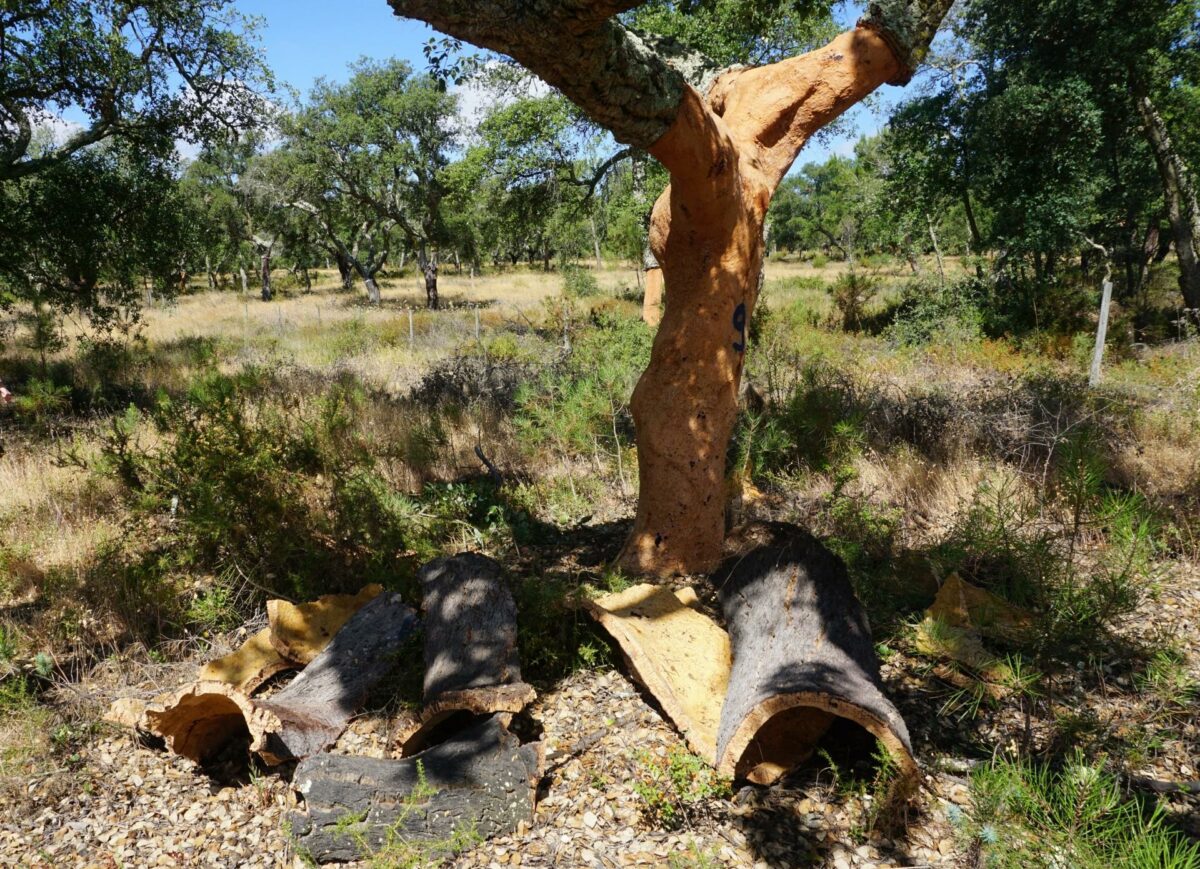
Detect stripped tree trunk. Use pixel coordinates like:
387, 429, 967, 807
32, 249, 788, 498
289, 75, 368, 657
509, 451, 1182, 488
618, 31, 910, 574
387, 0, 954, 575
364, 277, 382, 304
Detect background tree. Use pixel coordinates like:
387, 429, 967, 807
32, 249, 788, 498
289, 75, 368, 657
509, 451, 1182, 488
883, 0, 1200, 319
0, 0, 270, 320
283, 59, 457, 308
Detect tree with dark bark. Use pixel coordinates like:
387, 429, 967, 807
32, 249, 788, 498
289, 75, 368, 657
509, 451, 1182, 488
387, 0, 956, 575
0, 1, 271, 321
956, 0, 1200, 310
282, 59, 457, 309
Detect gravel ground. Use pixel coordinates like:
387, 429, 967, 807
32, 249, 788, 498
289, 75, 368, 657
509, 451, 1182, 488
3, 567, 1198, 868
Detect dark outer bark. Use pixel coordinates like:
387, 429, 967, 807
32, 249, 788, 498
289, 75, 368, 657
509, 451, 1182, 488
710, 524, 915, 785
334, 250, 354, 291
418, 553, 523, 700
423, 259, 439, 309
290, 717, 541, 863
1137, 93, 1200, 309
254, 592, 418, 764
261, 253, 273, 302
388, 1, 693, 149
398, 554, 532, 754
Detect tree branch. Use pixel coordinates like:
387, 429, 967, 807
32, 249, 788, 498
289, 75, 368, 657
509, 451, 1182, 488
857, 0, 958, 85
0, 116, 117, 181
388, 0, 694, 149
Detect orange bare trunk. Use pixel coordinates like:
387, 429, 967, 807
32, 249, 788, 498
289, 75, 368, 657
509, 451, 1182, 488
642, 267, 665, 327
617, 28, 903, 575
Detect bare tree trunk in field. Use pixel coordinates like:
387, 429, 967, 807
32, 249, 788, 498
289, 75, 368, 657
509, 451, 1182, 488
1137, 93, 1200, 310
590, 214, 604, 269
261, 252, 273, 302
388, 0, 952, 575
331, 250, 354, 291
239, 265, 249, 295
205, 255, 216, 290
420, 249, 439, 309
928, 216, 945, 286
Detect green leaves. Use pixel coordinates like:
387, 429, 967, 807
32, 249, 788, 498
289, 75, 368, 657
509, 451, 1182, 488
627, 0, 838, 67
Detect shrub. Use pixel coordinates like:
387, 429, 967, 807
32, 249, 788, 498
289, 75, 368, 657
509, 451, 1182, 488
633, 747, 732, 830
12, 377, 71, 424
960, 752, 1200, 868
887, 276, 984, 346
90, 365, 519, 630
829, 270, 879, 331
561, 264, 600, 298
515, 313, 650, 461
730, 362, 867, 478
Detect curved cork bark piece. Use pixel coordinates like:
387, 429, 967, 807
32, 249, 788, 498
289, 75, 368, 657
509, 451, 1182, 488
145, 592, 418, 766
586, 584, 731, 761
398, 554, 534, 756
291, 717, 543, 864
199, 627, 296, 694
267, 584, 383, 665
712, 526, 916, 787
142, 680, 277, 764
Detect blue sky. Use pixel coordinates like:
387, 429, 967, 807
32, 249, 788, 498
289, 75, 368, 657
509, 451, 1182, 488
209, 1, 900, 167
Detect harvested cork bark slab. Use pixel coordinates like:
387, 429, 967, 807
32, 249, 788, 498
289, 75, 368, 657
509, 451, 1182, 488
199, 627, 295, 694
143, 592, 418, 765
398, 554, 534, 755
267, 584, 383, 665
586, 583, 731, 762
291, 716, 542, 863
712, 526, 917, 788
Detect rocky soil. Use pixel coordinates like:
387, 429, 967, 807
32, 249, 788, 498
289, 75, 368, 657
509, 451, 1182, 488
2, 567, 1198, 868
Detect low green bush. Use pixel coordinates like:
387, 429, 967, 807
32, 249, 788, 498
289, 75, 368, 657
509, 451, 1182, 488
957, 752, 1200, 868
515, 313, 650, 460
887, 276, 985, 346
561, 264, 600, 298
88, 365, 522, 634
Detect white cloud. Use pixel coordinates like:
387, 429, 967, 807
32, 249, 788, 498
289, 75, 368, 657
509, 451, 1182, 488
29, 111, 84, 149
452, 64, 552, 136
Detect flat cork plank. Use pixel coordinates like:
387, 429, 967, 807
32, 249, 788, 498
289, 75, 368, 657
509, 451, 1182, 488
586, 584, 731, 762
